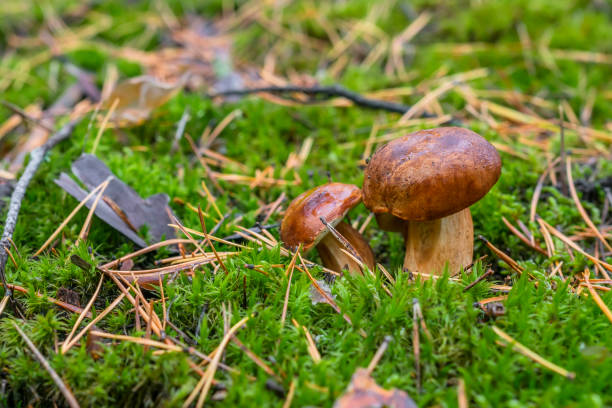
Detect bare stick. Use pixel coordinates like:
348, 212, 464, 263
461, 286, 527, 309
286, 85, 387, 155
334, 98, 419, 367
210, 85, 429, 116
366, 335, 392, 374
13, 322, 81, 408
0, 100, 55, 133
0, 120, 80, 299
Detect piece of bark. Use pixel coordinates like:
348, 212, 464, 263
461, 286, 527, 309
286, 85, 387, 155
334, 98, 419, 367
54, 173, 147, 247
71, 154, 177, 244
54, 154, 177, 247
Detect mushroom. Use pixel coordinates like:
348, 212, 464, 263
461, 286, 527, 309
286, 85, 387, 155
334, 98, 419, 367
281, 183, 375, 274
362, 127, 501, 275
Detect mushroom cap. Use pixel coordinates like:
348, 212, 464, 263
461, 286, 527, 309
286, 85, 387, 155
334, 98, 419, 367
281, 183, 362, 251
363, 127, 501, 222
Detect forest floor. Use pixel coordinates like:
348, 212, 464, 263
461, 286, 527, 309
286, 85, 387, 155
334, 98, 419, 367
0, 1, 611, 407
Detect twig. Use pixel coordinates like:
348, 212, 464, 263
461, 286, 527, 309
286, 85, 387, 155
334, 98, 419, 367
0, 100, 55, 133
12, 322, 80, 408
210, 85, 427, 115
0, 120, 80, 302
366, 335, 392, 374
463, 269, 494, 292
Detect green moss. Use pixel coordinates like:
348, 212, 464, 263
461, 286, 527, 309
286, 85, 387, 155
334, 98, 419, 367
0, 0, 611, 406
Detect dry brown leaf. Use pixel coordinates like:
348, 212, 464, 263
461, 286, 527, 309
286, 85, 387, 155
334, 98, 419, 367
104, 75, 187, 126
334, 368, 417, 408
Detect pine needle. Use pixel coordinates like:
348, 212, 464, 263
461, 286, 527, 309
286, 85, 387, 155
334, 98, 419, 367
35, 176, 112, 256
493, 326, 575, 379
62, 273, 105, 354
13, 322, 80, 408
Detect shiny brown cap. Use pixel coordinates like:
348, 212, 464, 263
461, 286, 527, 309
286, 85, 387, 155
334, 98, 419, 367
281, 183, 362, 251
363, 127, 501, 221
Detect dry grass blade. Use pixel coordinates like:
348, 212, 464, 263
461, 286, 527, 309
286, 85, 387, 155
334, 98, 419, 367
62, 274, 105, 354
282, 378, 297, 408
34, 176, 112, 256
583, 272, 612, 324
292, 318, 321, 364
100, 238, 204, 269
91, 98, 118, 155
540, 218, 612, 272
231, 336, 281, 380
501, 217, 547, 255
478, 235, 524, 274
0, 295, 10, 317
183, 316, 250, 408
492, 326, 575, 379
76, 177, 112, 245
63, 292, 126, 353
366, 335, 392, 374
458, 378, 468, 408
89, 330, 182, 351
198, 205, 228, 274
280, 245, 300, 327
296, 251, 351, 324
202, 109, 241, 148
566, 157, 612, 253
1, 282, 91, 316
200, 181, 223, 220
13, 322, 80, 408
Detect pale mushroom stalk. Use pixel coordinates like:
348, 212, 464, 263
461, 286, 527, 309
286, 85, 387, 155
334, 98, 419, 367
376, 210, 473, 273
403, 209, 473, 274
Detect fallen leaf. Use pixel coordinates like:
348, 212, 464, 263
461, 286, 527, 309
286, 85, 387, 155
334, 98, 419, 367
54, 154, 177, 247
104, 75, 187, 126
334, 368, 417, 408
310, 278, 336, 306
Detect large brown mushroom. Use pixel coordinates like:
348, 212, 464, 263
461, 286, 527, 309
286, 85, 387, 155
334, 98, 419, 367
281, 183, 375, 274
362, 127, 501, 275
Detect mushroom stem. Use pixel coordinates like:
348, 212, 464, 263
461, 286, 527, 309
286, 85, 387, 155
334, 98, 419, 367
316, 222, 375, 275
403, 208, 473, 275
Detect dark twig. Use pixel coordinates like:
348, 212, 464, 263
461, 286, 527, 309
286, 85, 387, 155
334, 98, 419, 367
12, 322, 80, 408
0, 120, 80, 303
0, 100, 55, 133
210, 85, 431, 116
463, 269, 494, 292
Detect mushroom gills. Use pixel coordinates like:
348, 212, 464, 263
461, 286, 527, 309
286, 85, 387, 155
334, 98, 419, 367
316, 222, 375, 275
403, 208, 473, 275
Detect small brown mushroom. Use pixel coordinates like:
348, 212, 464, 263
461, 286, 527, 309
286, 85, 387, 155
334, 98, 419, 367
362, 127, 501, 275
281, 183, 375, 274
